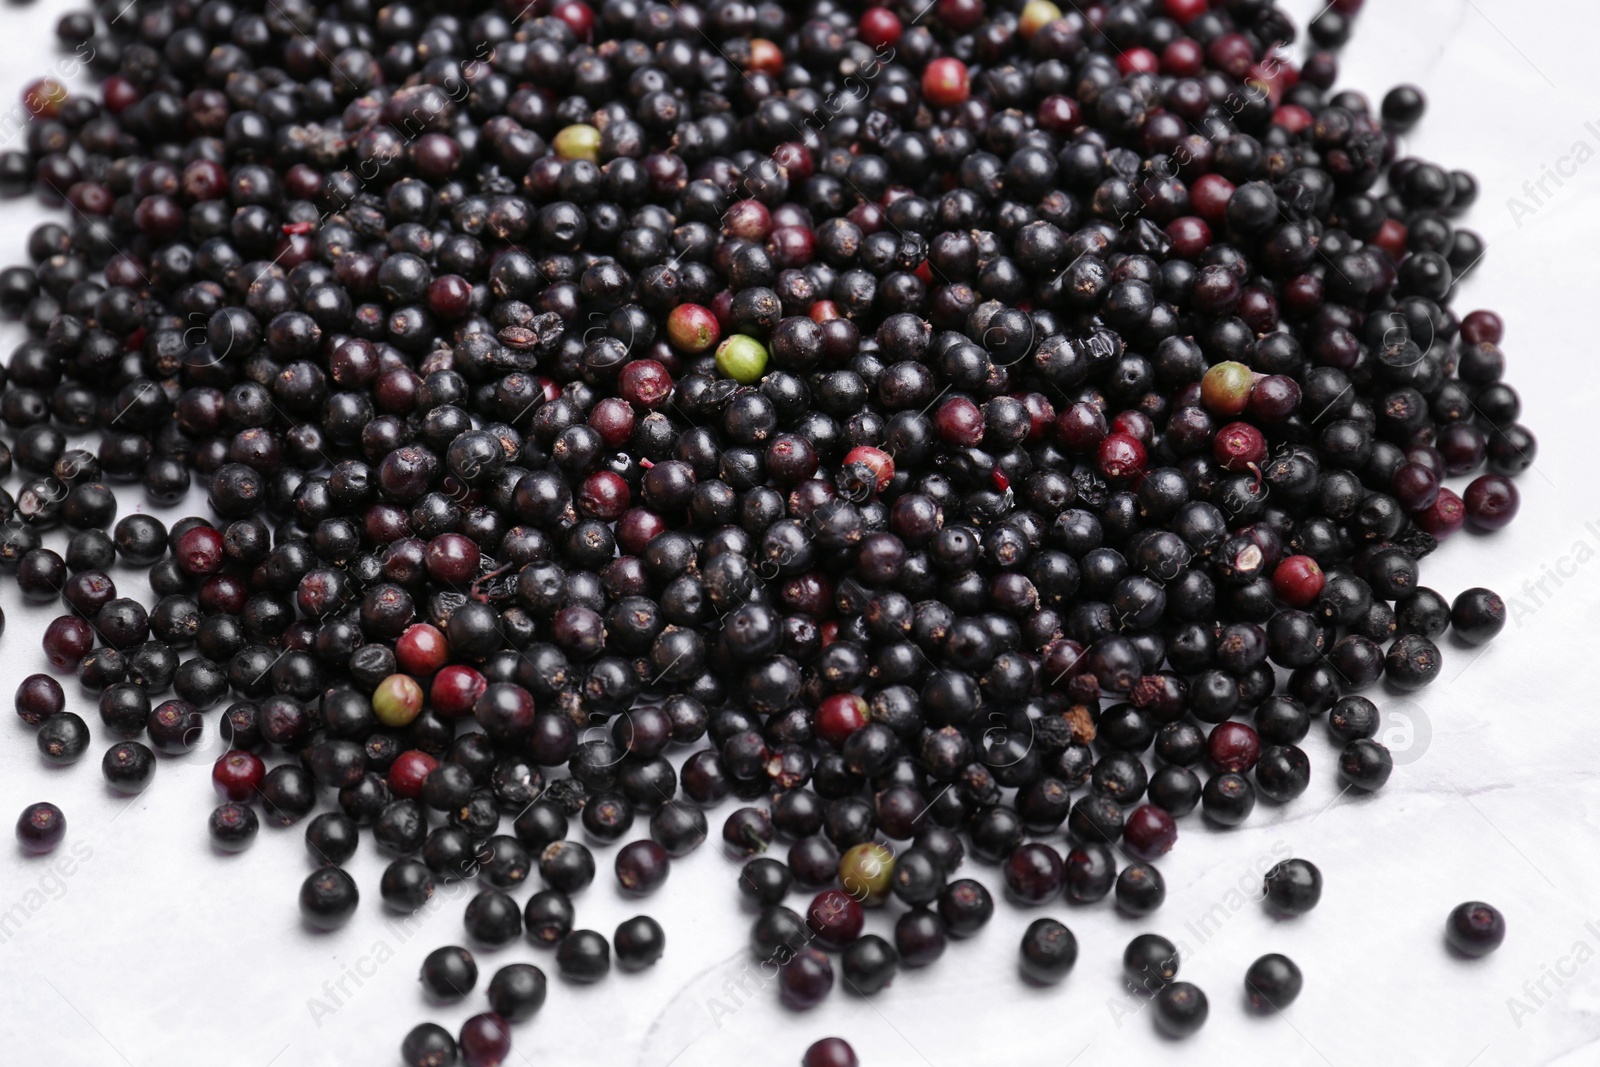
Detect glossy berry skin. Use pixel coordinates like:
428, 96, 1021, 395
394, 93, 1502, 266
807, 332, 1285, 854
212, 750, 266, 801
524, 890, 576, 946
615, 915, 666, 970
1245, 953, 1303, 1011
1115, 863, 1166, 916
803, 1037, 860, 1067
667, 304, 719, 353
16, 801, 65, 853
37, 712, 90, 765
556, 929, 611, 983
14, 674, 63, 726
458, 1012, 512, 1067
400, 1022, 458, 1067
487, 964, 547, 1022
1207, 722, 1261, 774
894, 908, 947, 967
209, 802, 259, 852
1385, 634, 1441, 691
1201, 773, 1256, 826
1154, 981, 1209, 1037
1338, 739, 1394, 791
1201, 361, 1253, 415
396, 623, 451, 676
739, 857, 793, 906
922, 58, 970, 106
616, 840, 671, 895
1446, 901, 1506, 957
420, 946, 478, 1002
1019, 918, 1078, 984
806, 889, 865, 949
102, 741, 155, 794
1272, 555, 1325, 607
300, 867, 359, 930
373, 673, 425, 727
938, 879, 994, 937
1463, 475, 1519, 531
841, 933, 898, 995
1122, 804, 1177, 857
714, 334, 768, 384
779, 948, 834, 1010
1004, 842, 1064, 904
839, 842, 895, 905
1451, 588, 1506, 645
1124, 933, 1179, 993
431, 665, 488, 719
1263, 859, 1322, 915
815, 693, 869, 747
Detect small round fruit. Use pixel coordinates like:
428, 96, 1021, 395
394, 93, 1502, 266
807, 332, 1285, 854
803, 1037, 859, 1067
300, 867, 360, 930
373, 673, 424, 727
1154, 981, 1208, 1037
615, 915, 666, 970
1019, 918, 1078, 984
16, 801, 65, 853
1123, 933, 1179, 992
557, 929, 611, 982
839, 841, 895, 905
1263, 858, 1322, 915
714, 334, 769, 384
1446, 901, 1506, 957
1245, 953, 1303, 1011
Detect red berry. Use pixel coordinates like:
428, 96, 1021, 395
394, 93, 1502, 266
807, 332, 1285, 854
921, 58, 971, 107
175, 525, 226, 576
804, 1038, 860, 1067
212, 750, 266, 801
1463, 474, 1519, 531
1163, 0, 1207, 23
1459, 310, 1504, 346
816, 693, 869, 748
551, 0, 594, 39
1056, 402, 1108, 452
431, 665, 488, 720
859, 6, 901, 46
842, 446, 894, 492
577, 470, 631, 521
1415, 488, 1466, 539
1190, 173, 1235, 224
388, 750, 439, 799
617, 359, 673, 408
805, 889, 865, 950
589, 396, 636, 446
666, 303, 720, 353
1372, 217, 1408, 261
1097, 432, 1146, 481
934, 396, 985, 445
1116, 47, 1159, 75
101, 75, 140, 114
1213, 421, 1266, 471
1272, 104, 1313, 133
396, 623, 450, 677
937, 0, 985, 31
1160, 37, 1203, 76
1271, 555, 1325, 607
1123, 804, 1178, 857
1206, 32, 1255, 78
1037, 94, 1082, 134
425, 532, 480, 585
1165, 216, 1212, 259
1208, 722, 1261, 774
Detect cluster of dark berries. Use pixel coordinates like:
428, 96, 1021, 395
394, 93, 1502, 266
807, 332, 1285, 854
0, 0, 1530, 1059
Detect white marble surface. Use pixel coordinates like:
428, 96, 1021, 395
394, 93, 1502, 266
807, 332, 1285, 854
3, 0, 1600, 1064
